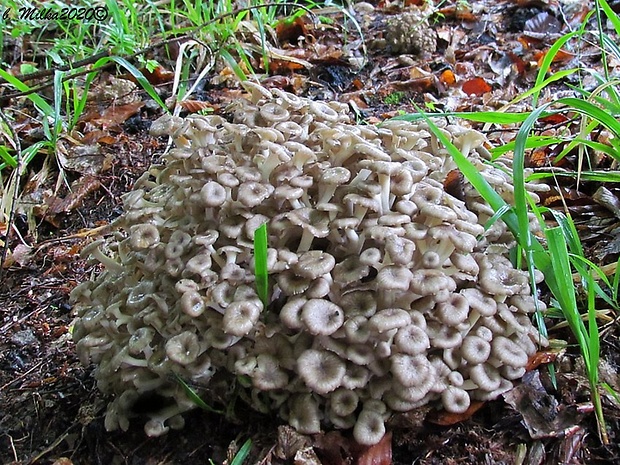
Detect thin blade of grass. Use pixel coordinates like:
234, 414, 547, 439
530, 30, 580, 106
544, 226, 590, 359
174, 374, 224, 414
91, 56, 167, 111
518, 68, 580, 108
230, 438, 252, 465
0, 146, 17, 169
490, 135, 565, 158
0, 68, 54, 116
527, 170, 620, 182
393, 111, 533, 124
556, 97, 620, 137
220, 47, 248, 82
253, 223, 269, 308
598, 0, 620, 35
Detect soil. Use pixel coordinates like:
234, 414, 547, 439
2, 1, 620, 464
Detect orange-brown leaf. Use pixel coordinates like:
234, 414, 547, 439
47, 175, 101, 214
139, 66, 175, 85
440, 69, 456, 86
99, 101, 144, 126
275, 16, 309, 43
426, 401, 485, 426
462, 77, 491, 96
526, 351, 559, 371
178, 100, 215, 113
443, 169, 465, 200
356, 432, 392, 465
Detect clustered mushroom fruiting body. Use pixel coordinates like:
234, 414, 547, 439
385, 9, 437, 56
71, 82, 548, 444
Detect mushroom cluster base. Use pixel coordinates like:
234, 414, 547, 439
71, 82, 548, 444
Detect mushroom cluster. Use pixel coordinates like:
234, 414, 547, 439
385, 9, 437, 56
71, 82, 548, 445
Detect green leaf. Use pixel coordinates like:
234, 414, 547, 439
0, 145, 17, 169
253, 223, 269, 308
91, 56, 168, 111
392, 111, 534, 124
230, 438, 252, 465
0, 68, 54, 116
544, 227, 590, 360
174, 374, 223, 414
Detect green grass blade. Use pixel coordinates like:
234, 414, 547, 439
519, 68, 580, 108
0, 68, 54, 116
527, 170, 620, 182
393, 111, 534, 124
544, 226, 590, 359
91, 56, 168, 111
490, 135, 565, 158
174, 374, 224, 414
230, 438, 252, 465
531, 31, 580, 107
253, 223, 269, 308
0, 145, 17, 169
556, 97, 620, 137
220, 47, 248, 82
598, 0, 620, 35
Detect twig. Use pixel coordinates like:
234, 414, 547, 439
0, 360, 43, 392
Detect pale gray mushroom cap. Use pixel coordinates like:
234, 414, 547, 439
297, 349, 346, 394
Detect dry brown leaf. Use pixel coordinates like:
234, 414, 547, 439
504, 371, 585, 440
47, 175, 101, 215
275, 425, 311, 460
178, 100, 216, 113
314, 431, 351, 465
443, 169, 465, 201
276, 16, 310, 43
526, 351, 559, 371
137, 65, 175, 85
426, 401, 485, 426
355, 431, 392, 465
462, 77, 492, 96
97, 101, 144, 127
294, 447, 322, 465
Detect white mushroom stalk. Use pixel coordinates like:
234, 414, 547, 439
72, 82, 548, 445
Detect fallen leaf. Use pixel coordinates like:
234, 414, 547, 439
276, 16, 309, 43
52, 458, 73, 465
355, 431, 392, 465
178, 100, 215, 113
138, 65, 175, 85
539, 113, 569, 125
526, 351, 559, 371
294, 447, 322, 465
503, 371, 584, 440
524, 12, 561, 36
440, 69, 456, 86
426, 400, 485, 425
443, 169, 465, 201
275, 425, 311, 460
97, 101, 145, 127
314, 431, 351, 465
47, 175, 101, 215
462, 77, 491, 96
11, 244, 34, 266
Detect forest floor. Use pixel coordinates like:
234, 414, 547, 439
2, 0, 620, 464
